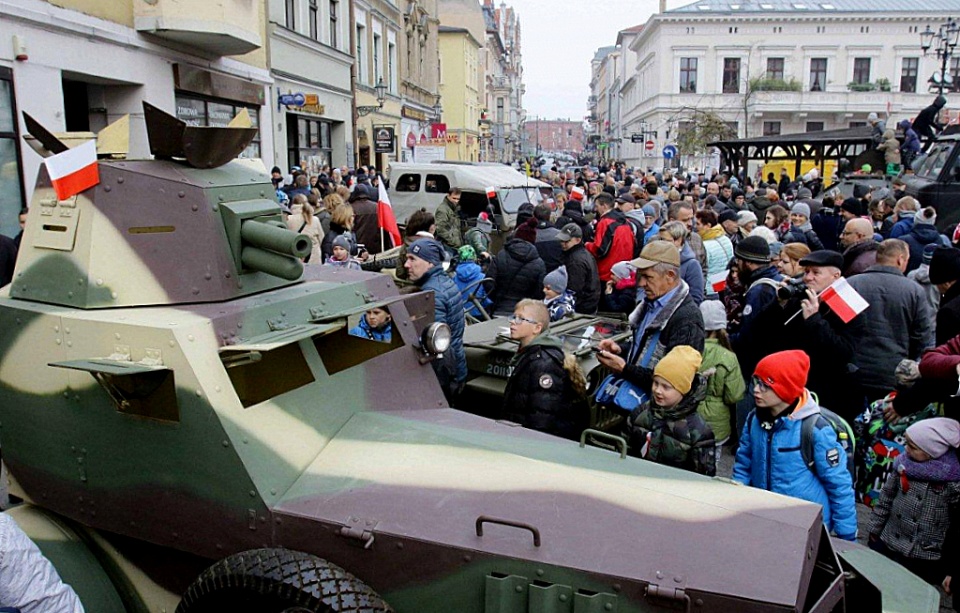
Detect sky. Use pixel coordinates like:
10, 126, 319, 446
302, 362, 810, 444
509, 0, 683, 121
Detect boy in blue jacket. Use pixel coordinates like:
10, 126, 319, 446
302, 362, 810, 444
733, 350, 858, 541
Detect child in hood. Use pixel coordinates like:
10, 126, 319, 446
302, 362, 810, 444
454, 245, 492, 319
868, 418, 960, 586
601, 262, 636, 314
543, 266, 575, 322
464, 212, 494, 260
877, 128, 902, 167
696, 301, 745, 456
324, 235, 362, 270
622, 345, 717, 476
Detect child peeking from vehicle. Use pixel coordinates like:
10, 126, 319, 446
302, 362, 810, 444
622, 345, 716, 476
464, 212, 493, 261
868, 418, 960, 588
325, 235, 362, 270
454, 245, 492, 319
543, 266, 575, 322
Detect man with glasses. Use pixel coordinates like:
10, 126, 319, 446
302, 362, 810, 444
733, 350, 858, 542
839, 217, 877, 278
502, 299, 585, 440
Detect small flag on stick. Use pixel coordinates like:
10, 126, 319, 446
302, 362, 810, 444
819, 278, 869, 323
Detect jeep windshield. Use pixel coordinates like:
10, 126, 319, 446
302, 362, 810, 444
498, 187, 543, 213
916, 141, 956, 179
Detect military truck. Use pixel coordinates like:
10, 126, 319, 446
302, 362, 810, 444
902, 127, 960, 232
0, 103, 939, 612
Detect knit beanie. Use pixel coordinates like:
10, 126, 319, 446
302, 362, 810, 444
734, 235, 772, 263
906, 418, 960, 458
543, 266, 568, 294
642, 204, 657, 218
737, 211, 758, 228
700, 300, 728, 332
610, 261, 633, 280
514, 217, 538, 244
840, 198, 862, 216
790, 203, 811, 218
458, 245, 477, 262
476, 212, 494, 234
929, 247, 960, 284
753, 350, 810, 403
653, 346, 702, 395
332, 235, 351, 251
408, 238, 445, 266
915, 207, 937, 226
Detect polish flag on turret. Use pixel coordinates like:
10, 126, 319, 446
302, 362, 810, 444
45, 140, 99, 200
377, 181, 402, 250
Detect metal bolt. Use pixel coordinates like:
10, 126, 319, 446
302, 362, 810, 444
515, 586, 523, 593
104, 185, 111, 192
222, 440, 229, 447
656, 571, 664, 579
396, 542, 404, 549
674, 576, 683, 583
559, 594, 568, 602
117, 177, 124, 184
178, 191, 186, 198
249, 490, 256, 497
536, 569, 544, 577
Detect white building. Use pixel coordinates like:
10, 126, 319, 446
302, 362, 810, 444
617, 0, 960, 169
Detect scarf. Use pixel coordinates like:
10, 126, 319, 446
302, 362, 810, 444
895, 451, 960, 493
699, 225, 725, 241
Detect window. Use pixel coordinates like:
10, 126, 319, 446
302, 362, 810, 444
496, 98, 504, 122
763, 121, 781, 136
806, 121, 825, 132
396, 173, 421, 191
849, 121, 867, 128
723, 58, 741, 93
287, 115, 333, 173
373, 33, 382, 84
226, 343, 315, 408
285, 0, 296, 29
810, 58, 827, 91
679, 58, 697, 93
388, 41, 396, 92
309, 0, 319, 40
901, 57, 919, 93
356, 23, 366, 83
424, 174, 451, 193
329, 0, 339, 47
0, 69, 25, 239
766, 57, 784, 81
853, 57, 871, 85
175, 95, 261, 159
952, 57, 960, 92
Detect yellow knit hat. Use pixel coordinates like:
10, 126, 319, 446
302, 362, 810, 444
653, 346, 702, 395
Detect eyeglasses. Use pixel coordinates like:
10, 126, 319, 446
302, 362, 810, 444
509, 315, 539, 326
751, 376, 772, 393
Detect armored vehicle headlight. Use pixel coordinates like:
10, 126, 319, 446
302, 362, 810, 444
422, 322, 451, 354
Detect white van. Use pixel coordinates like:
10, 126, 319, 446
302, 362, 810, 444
387, 161, 551, 234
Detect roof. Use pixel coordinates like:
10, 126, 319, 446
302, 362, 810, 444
711, 125, 874, 147
669, 0, 960, 13
592, 46, 617, 62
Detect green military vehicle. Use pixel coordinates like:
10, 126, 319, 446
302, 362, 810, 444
0, 103, 939, 612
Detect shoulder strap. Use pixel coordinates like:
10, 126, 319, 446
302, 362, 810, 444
748, 277, 780, 292
800, 414, 819, 471
640, 328, 661, 367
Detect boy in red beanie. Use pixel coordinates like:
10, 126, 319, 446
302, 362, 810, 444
733, 350, 858, 541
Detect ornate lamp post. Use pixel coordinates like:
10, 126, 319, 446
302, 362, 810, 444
357, 78, 387, 117
921, 19, 960, 95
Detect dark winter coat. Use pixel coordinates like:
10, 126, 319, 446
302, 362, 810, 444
349, 191, 387, 255
937, 282, 960, 346
902, 224, 947, 273
416, 265, 467, 384
729, 265, 783, 378
847, 265, 935, 395
502, 335, 586, 440
0, 234, 17, 288
621, 281, 705, 391
535, 222, 564, 273
320, 222, 358, 262
812, 208, 843, 252
487, 239, 546, 317
555, 207, 592, 242
562, 243, 601, 314
679, 242, 705, 305
913, 96, 946, 140
841, 240, 878, 278
624, 374, 716, 476
783, 225, 825, 251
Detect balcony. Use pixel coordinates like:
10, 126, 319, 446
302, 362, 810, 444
135, 0, 262, 56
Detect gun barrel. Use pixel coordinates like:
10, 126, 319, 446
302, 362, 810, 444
240, 220, 311, 259
241, 247, 304, 280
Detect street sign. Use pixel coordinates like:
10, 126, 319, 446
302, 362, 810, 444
663, 144, 678, 159
644, 140, 655, 151
631, 134, 644, 143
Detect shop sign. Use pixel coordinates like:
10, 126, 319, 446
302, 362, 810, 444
374, 127, 395, 153
402, 106, 429, 121
278, 92, 325, 115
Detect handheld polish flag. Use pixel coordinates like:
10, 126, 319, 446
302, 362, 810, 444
485, 186, 497, 200
45, 140, 99, 200
708, 270, 727, 293
819, 277, 869, 323
377, 181, 402, 250
570, 186, 585, 202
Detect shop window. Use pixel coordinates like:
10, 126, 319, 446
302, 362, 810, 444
287, 114, 334, 175
174, 94, 261, 159
424, 174, 451, 193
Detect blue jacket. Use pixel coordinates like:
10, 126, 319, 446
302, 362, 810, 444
889, 211, 916, 239
348, 314, 392, 342
454, 261, 492, 318
733, 393, 858, 540
545, 290, 576, 321
419, 266, 467, 383
679, 242, 705, 305
643, 223, 660, 247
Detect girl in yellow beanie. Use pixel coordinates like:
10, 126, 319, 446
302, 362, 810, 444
622, 345, 717, 476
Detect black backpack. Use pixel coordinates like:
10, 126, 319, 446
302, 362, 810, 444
624, 217, 645, 259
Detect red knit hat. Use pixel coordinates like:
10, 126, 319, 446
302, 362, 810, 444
514, 217, 538, 243
753, 350, 810, 402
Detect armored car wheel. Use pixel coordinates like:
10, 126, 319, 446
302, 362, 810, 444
176, 548, 393, 613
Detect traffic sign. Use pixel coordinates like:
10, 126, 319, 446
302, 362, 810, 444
662, 144, 678, 159
644, 140, 655, 151
631, 134, 644, 143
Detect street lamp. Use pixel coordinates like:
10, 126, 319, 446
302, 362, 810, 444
357, 77, 387, 116
921, 18, 960, 95
432, 97, 443, 121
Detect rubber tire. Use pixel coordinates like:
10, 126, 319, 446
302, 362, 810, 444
176, 548, 393, 613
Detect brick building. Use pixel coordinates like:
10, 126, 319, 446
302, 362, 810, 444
523, 119, 584, 155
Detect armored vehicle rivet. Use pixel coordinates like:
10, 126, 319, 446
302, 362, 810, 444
172, 532, 178, 538
212, 206, 219, 213
270, 489, 276, 495
54, 326, 60, 332
462, 554, 471, 562
696, 599, 704, 606
604, 605, 613, 611
191, 288, 199, 295
259, 191, 265, 197
62, 392, 69, 398
515, 586, 523, 593
178, 191, 185, 198
559, 595, 568, 602
67, 292, 73, 298
188, 335, 195, 342
612, 584, 621, 592
71, 447, 76, 451
215, 386, 222, 393
96, 279, 103, 286
222, 440, 229, 447
111, 292, 118, 300
77, 279, 83, 285
64, 327, 70, 334
249, 490, 256, 497
396, 542, 404, 549
536, 569, 544, 576
196, 390, 203, 397
204, 273, 212, 280
117, 177, 124, 184
236, 322, 243, 328
74, 395, 79, 401
82, 448, 86, 453
192, 204, 199, 211
80, 477, 87, 482
55, 339, 62, 345
169, 341, 175, 347
218, 195, 225, 202
656, 572, 664, 579
103, 185, 111, 192
114, 333, 120, 340
674, 576, 683, 583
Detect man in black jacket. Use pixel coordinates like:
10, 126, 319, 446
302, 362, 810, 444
596, 242, 704, 392
533, 204, 564, 273
913, 95, 946, 149
558, 223, 600, 314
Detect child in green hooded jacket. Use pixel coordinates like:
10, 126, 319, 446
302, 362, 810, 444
697, 300, 745, 455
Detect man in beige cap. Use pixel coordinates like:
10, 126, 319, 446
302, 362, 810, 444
597, 241, 705, 392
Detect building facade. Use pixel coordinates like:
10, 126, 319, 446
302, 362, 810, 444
437, 0, 486, 162
481, 0, 524, 163
524, 119, 585, 155
272, 0, 354, 173
609, 0, 960, 169
398, 0, 442, 163
0, 0, 269, 238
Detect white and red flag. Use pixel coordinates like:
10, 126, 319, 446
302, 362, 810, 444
377, 181, 402, 249
486, 186, 497, 200
819, 277, 869, 323
45, 140, 99, 200
708, 270, 727, 293
570, 186, 585, 202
